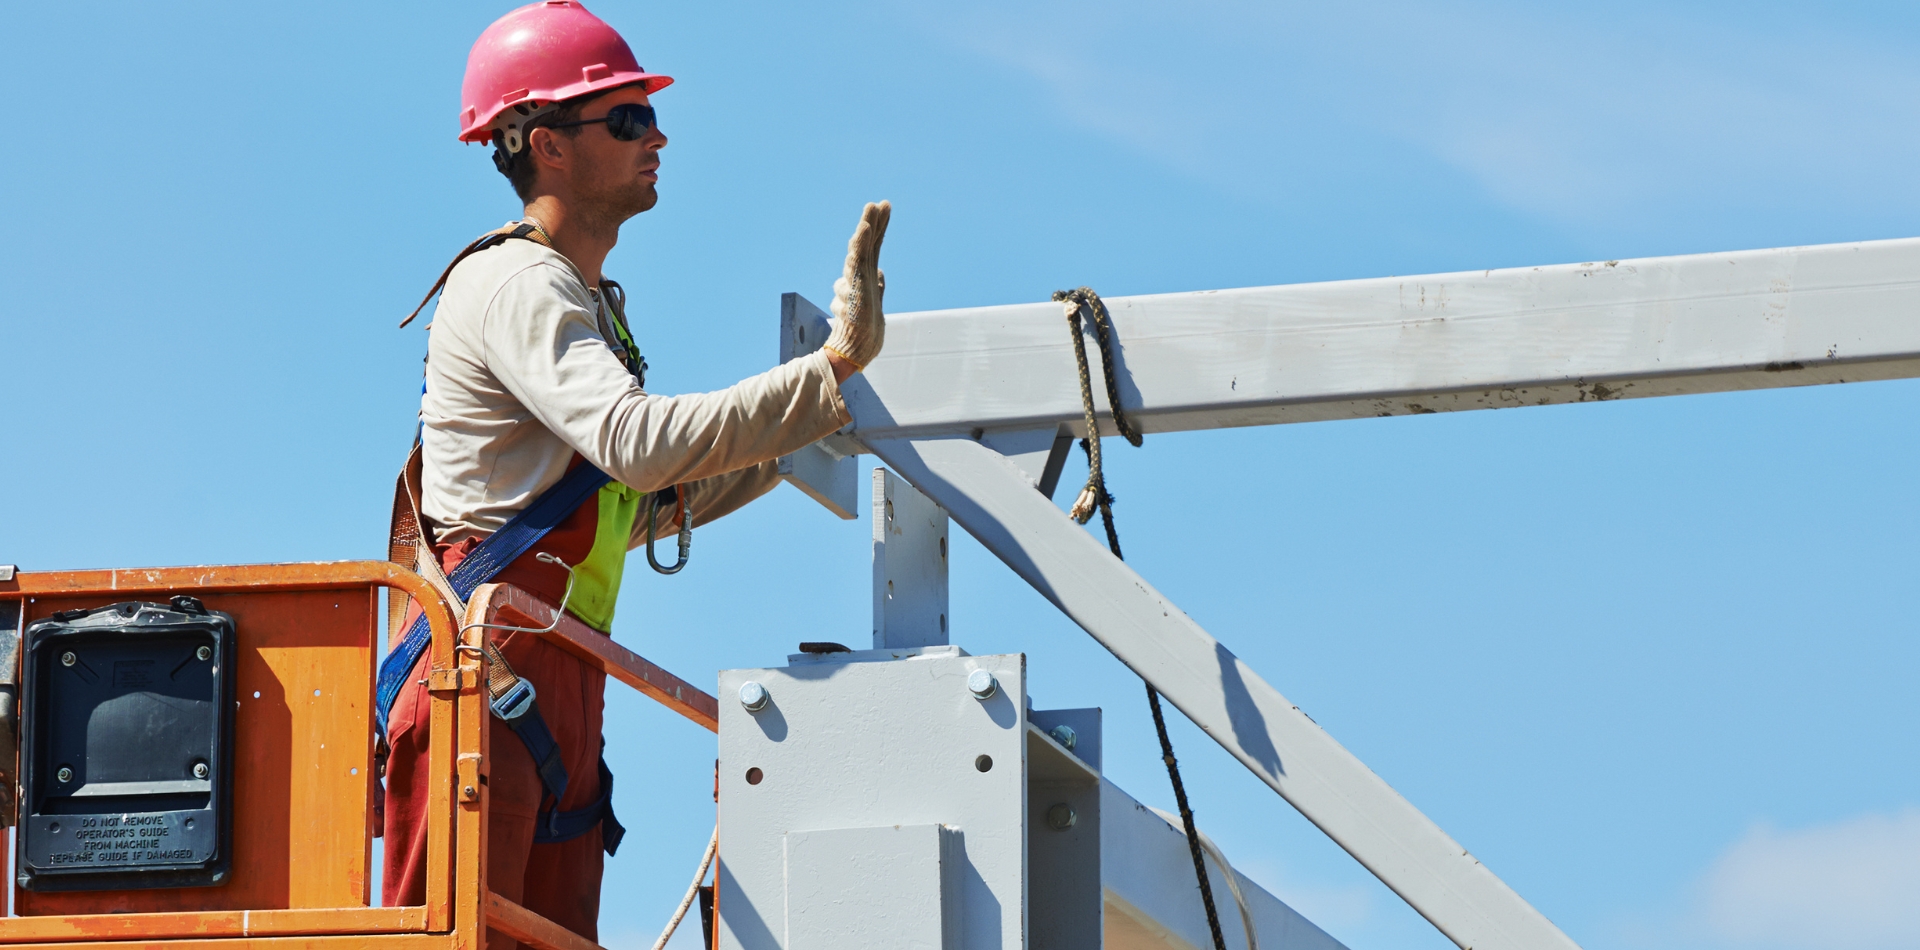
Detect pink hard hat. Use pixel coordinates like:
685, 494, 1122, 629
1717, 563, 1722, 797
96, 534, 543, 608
458, 1, 673, 144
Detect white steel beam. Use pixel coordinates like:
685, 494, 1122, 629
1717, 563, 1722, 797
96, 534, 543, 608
865, 435, 1579, 950
793, 236, 1920, 949
844, 238, 1920, 442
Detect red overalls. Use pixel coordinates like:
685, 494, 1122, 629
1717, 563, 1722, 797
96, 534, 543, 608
381, 476, 615, 946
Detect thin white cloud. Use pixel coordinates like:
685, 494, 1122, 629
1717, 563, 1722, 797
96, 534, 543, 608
1696, 808, 1920, 950
903, 0, 1920, 233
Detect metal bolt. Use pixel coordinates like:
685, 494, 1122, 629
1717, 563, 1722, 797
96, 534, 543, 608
1049, 724, 1078, 750
739, 681, 770, 712
1047, 803, 1077, 831
56, 767, 72, 783
192, 762, 209, 779
196, 646, 211, 661
967, 669, 997, 699
60, 651, 75, 667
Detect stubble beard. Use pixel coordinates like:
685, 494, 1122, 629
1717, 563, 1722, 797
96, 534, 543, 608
578, 171, 658, 234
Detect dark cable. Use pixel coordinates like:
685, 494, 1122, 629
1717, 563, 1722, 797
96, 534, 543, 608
1057, 287, 1229, 950
1149, 684, 1231, 950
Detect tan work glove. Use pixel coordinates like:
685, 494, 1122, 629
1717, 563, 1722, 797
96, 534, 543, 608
823, 200, 891, 371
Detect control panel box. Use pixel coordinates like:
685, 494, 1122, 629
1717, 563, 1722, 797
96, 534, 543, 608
17, 597, 235, 891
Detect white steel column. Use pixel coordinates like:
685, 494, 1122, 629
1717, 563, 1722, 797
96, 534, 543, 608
777, 292, 859, 518
872, 468, 950, 649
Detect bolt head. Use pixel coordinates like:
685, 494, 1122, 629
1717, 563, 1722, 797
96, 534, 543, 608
192, 762, 210, 779
739, 680, 770, 712
1047, 802, 1077, 830
196, 646, 212, 661
967, 669, 997, 699
60, 651, 76, 667
1049, 724, 1078, 750
56, 767, 73, 783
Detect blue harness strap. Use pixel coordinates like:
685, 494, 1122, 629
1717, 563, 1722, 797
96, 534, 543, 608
500, 700, 573, 806
374, 459, 613, 733
533, 750, 625, 856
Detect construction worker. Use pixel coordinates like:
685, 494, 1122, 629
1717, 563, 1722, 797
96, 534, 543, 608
375, 2, 889, 943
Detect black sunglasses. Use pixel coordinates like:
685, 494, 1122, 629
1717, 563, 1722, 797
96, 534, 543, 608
549, 103, 657, 141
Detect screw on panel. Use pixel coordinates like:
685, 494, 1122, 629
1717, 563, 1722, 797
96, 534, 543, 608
967, 669, 997, 699
196, 646, 212, 661
56, 767, 73, 783
192, 762, 210, 779
739, 681, 770, 712
1047, 803, 1077, 830
1049, 724, 1078, 750
60, 652, 76, 667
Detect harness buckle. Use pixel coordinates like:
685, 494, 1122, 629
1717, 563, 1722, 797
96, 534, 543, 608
490, 678, 538, 722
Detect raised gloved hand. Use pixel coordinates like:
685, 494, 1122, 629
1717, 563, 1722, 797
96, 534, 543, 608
823, 200, 891, 372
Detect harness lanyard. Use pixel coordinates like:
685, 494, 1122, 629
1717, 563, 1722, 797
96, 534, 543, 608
598, 278, 693, 575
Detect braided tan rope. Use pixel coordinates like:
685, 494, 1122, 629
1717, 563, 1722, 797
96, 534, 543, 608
1053, 287, 1141, 524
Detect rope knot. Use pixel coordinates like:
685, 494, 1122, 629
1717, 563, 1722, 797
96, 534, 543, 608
1055, 286, 1142, 532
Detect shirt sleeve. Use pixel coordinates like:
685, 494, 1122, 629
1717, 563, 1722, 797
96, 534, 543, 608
480, 261, 851, 493
626, 461, 784, 548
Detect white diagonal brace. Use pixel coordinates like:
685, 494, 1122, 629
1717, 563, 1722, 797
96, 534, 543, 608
865, 435, 1581, 950
844, 237, 1920, 442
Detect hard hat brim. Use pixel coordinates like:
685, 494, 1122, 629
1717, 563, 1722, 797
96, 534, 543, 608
459, 71, 674, 144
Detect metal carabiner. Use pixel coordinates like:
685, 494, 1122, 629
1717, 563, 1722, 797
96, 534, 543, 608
646, 487, 693, 575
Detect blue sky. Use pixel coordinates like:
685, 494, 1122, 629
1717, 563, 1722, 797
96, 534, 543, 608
4, 2, 1918, 948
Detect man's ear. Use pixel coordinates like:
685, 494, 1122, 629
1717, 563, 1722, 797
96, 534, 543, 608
526, 126, 570, 175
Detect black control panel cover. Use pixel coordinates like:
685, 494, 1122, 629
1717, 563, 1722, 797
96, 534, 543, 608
17, 597, 235, 891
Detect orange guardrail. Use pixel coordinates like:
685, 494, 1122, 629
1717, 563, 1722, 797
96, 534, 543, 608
0, 561, 716, 950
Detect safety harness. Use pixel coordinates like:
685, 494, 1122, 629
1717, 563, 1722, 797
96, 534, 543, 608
378, 221, 660, 853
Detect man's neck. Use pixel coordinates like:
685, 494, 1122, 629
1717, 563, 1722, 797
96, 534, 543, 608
521, 196, 617, 286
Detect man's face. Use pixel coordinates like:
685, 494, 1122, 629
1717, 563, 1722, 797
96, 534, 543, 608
554, 85, 667, 220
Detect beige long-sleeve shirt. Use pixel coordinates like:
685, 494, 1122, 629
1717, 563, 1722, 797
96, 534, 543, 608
418, 237, 850, 546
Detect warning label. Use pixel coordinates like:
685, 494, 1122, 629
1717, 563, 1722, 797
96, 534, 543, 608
42, 814, 201, 867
